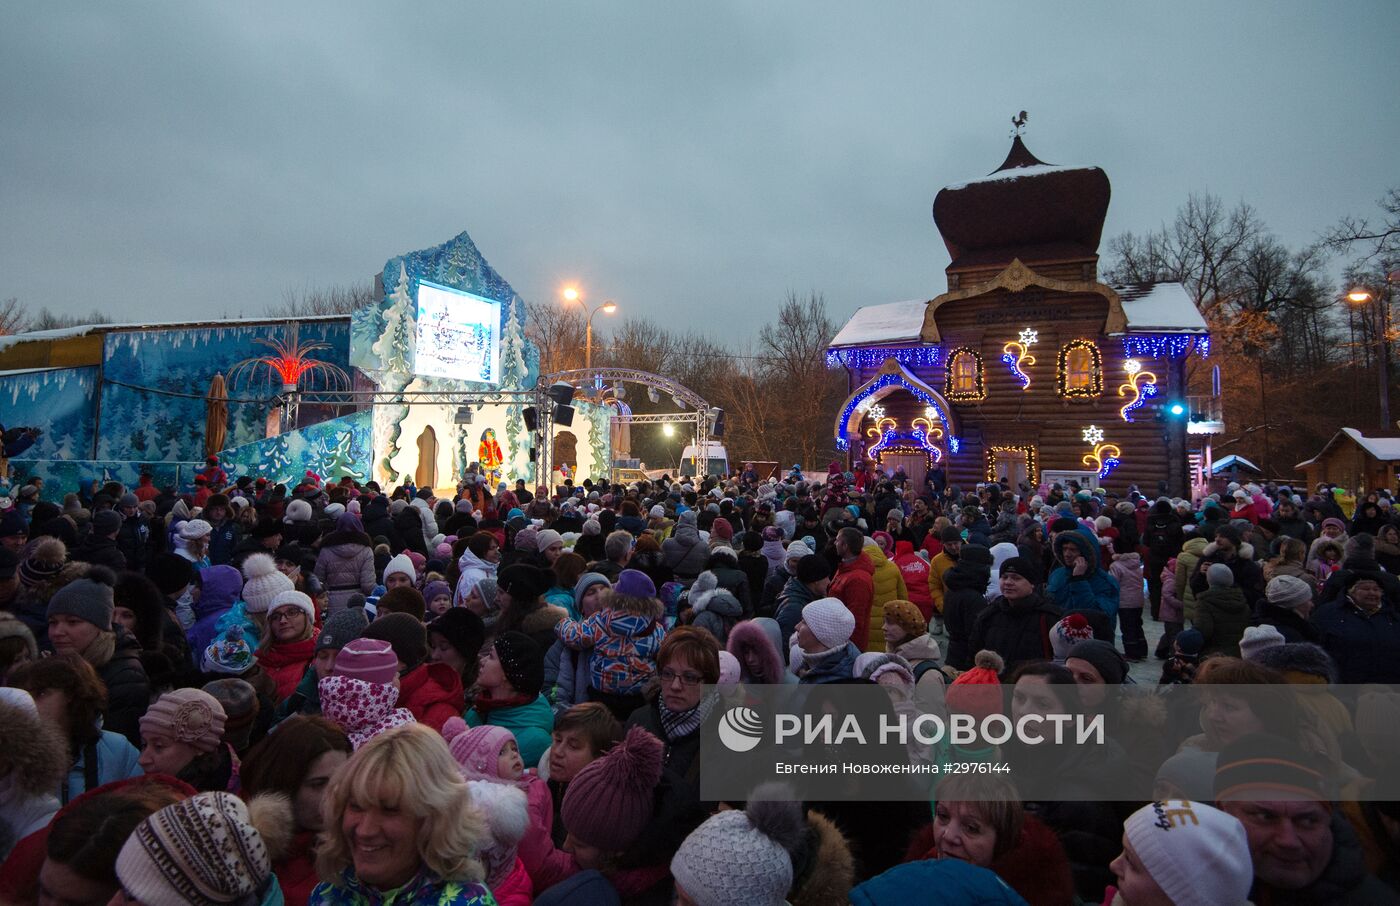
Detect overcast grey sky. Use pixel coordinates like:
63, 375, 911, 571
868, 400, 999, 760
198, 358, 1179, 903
2, 2, 1396, 335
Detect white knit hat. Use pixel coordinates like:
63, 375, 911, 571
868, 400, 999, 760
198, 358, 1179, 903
383, 553, 416, 584
283, 499, 313, 524
649, 505, 666, 519
1239, 624, 1286, 661
115, 791, 272, 906
240, 552, 296, 614
535, 529, 563, 553
268, 589, 316, 623
1123, 800, 1252, 906
323, 502, 345, 518
785, 541, 814, 561
178, 519, 213, 540
671, 786, 801, 906
801, 597, 855, 649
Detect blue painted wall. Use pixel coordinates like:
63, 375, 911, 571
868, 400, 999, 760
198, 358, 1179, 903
0, 367, 98, 459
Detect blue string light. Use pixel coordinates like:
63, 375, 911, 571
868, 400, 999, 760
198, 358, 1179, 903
836, 373, 953, 452
1120, 334, 1210, 359
825, 346, 943, 370
1099, 456, 1122, 479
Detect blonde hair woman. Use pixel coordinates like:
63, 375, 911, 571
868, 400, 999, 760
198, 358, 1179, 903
311, 722, 495, 904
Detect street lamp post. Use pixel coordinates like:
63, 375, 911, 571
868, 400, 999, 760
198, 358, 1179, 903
1349, 272, 1399, 430
562, 287, 617, 373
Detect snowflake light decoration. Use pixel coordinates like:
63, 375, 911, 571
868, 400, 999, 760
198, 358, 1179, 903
1082, 424, 1104, 445
867, 404, 886, 420
1002, 327, 1038, 390
1123, 358, 1142, 375
924, 406, 940, 422
1018, 328, 1038, 347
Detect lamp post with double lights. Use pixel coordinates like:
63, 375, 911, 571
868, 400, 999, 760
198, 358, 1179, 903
562, 287, 617, 373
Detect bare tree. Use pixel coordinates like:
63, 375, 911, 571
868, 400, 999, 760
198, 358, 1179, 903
1324, 187, 1400, 268
525, 300, 587, 375
0, 298, 26, 335
26, 307, 112, 331
267, 281, 376, 317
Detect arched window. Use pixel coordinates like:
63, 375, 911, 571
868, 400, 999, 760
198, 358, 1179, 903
1057, 340, 1102, 398
945, 347, 985, 402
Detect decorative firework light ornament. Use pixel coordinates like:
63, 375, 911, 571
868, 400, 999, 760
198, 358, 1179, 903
1081, 426, 1121, 479
1001, 327, 1038, 389
1117, 359, 1159, 422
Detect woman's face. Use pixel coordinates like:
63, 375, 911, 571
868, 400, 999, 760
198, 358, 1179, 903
883, 617, 908, 646
484, 542, 501, 564
343, 794, 421, 890
548, 729, 597, 783
1065, 657, 1109, 709
47, 615, 101, 655
543, 541, 564, 565
295, 750, 348, 832
1010, 675, 1068, 723
477, 646, 506, 691
1202, 692, 1265, 747
112, 606, 138, 636
268, 605, 308, 643
1109, 834, 1174, 906
659, 653, 705, 713
1383, 526, 1399, 545
933, 801, 999, 868
463, 587, 486, 615
429, 632, 467, 677
138, 731, 200, 776
39, 857, 115, 906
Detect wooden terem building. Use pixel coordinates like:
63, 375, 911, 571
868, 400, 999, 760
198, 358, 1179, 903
827, 135, 1209, 496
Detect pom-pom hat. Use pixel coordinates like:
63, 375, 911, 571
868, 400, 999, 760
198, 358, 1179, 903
240, 553, 295, 614
561, 725, 665, 852
115, 792, 273, 906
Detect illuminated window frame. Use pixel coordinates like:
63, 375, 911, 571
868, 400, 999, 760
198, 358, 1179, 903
944, 347, 986, 402
985, 445, 1039, 486
1057, 339, 1103, 399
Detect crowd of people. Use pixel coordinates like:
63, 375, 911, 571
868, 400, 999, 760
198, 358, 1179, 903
0, 453, 1397, 905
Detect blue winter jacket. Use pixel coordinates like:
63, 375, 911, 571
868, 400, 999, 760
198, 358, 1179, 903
850, 859, 1029, 906
64, 729, 143, 803
1045, 528, 1120, 630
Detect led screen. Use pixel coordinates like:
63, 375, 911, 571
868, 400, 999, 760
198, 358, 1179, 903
414, 281, 501, 383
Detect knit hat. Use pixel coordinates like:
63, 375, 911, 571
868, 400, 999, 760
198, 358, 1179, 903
800, 597, 855, 649
1154, 748, 1221, 802
1320, 517, 1347, 535
649, 505, 666, 519
996, 555, 1040, 584
959, 544, 993, 567
561, 725, 665, 852
536, 529, 563, 553
1206, 563, 1234, 588
784, 540, 814, 561
1265, 575, 1314, 610
1065, 639, 1128, 684
492, 631, 544, 697
716, 650, 741, 685
333, 638, 401, 684
139, 688, 227, 753
711, 518, 734, 541
573, 572, 611, 612
240, 553, 295, 614
361, 613, 428, 672
1123, 801, 1252, 906
794, 554, 831, 584
115, 792, 272, 906
202, 678, 260, 749
946, 650, 1004, 720
315, 607, 368, 653
497, 563, 552, 603
583, 518, 601, 536
47, 576, 115, 631
0, 611, 37, 660
1251, 642, 1336, 683
91, 508, 123, 536
147, 551, 194, 595
178, 519, 213, 540
513, 527, 539, 552
613, 569, 656, 599
442, 718, 516, 781
284, 499, 313, 523
323, 502, 345, 519
428, 608, 487, 662
1050, 613, 1094, 663
1239, 624, 1286, 661
422, 579, 452, 605
1173, 629, 1205, 657
382, 552, 416, 584
1214, 733, 1327, 802
883, 599, 927, 640
202, 624, 255, 675
268, 589, 315, 623
0, 511, 27, 538
939, 525, 963, 544
671, 784, 803, 906
377, 586, 426, 621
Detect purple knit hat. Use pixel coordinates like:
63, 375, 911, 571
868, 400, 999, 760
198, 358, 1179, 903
335, 511, 365, 534
560, 725, 665, 852
441, 716, 515, 781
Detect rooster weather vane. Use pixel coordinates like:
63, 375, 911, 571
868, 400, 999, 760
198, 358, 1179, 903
1011, 110, 1028, 137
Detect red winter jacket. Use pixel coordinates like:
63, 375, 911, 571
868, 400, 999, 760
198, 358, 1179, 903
829, 552, 876, 650
398, 662, 465, 732
892, 541, 934, 619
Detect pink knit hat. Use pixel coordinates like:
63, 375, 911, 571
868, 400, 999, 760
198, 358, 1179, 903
441, 717, 515, 781
333, 638, 399, 684
561, 725, 664, 852
138, 688, 227, 753
711, 518, 734, 540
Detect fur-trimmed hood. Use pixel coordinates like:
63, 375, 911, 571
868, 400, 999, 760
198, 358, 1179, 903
727, 619, 787, 683
244, 792, 296, 862
791, 809, 855, 906
1203, 540, 1255, 562
467, 778, 530, 887
0, 699, 67, 798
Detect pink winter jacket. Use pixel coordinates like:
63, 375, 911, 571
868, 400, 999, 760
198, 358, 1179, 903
1160, 559, 1184, 623
1109, 553, 1145, 610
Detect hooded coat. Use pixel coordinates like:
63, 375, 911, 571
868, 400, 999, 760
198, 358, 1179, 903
662, 514, 710, 584
313, 530, 376, 615
556, 601, 665, 697
775, 575, 820, 649
1175, 535, 1210, 624
892, 541, 934, 617
969, 592, 1061, 674
398, 662, 466, 733
185, 564, 246, 657
454, 547, 499, 607
690, 586, 743, 647
1045, 530, 1120, 630
98, 628, 152, 746
726, 619, 795, 684
1194, 583, 1251, 657
864, 543, 908, 652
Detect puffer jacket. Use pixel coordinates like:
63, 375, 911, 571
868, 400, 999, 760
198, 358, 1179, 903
1195, 585, 1251, 657
1045, 529, 1120, 631
795, 641, 859, 684
943, 556, 993, 671
892, 541, 934, 618
863, 543, 908, 652
661, 518, 710, 585
556, 608, 664, 696
313, 531, 376, 615
1109, 553, 1145, 610
829, 553, 876, 651
310, 868, 496, 905
691, 587, 743, 646
1175, 535, 1210, 624
454, 548, 498, 607
398, 662, 465, 732
97, 629, 152, 746
775, 575, 820, 647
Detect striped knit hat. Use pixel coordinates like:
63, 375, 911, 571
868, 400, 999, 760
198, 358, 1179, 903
114, 792, 272, 906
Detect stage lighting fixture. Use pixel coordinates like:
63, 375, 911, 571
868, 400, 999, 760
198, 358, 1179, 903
647, 387, 661, 404
708, 407, 726, 438
612, 383, 626, 399
453, 406, 473, 425
529, 447, 538, 462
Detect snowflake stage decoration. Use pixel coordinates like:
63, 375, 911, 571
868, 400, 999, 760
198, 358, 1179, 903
866, 404, 886, 421
1082, 424, 1105, 445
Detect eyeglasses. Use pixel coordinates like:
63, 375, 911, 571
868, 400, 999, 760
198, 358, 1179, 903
660, 668, 704, 687
268, 609, 304, 623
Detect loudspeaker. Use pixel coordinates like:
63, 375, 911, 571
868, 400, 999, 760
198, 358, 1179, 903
554, 404, 575, 427
547, 382, 576, 406
709, 407, 725, 438
529, 447, 538, 462
523, 407, 538, 431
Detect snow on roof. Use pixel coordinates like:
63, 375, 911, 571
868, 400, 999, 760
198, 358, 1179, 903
943, 163, 1098, 191
1295, 428, 1400, 469
1114, 282, 1208, 333
0, 313, 347, 353
828, 299, 928, 348
1210, 454, 1261, 475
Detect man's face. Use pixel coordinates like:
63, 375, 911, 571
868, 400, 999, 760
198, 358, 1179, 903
0, 534, 24, 554
1059, 542, 1082, 569
1222, 799, 1333, 891
1215, 536, 1236, 557
944, 539, 961, 558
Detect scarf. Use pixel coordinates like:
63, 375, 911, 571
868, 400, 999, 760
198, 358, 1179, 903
470, 689, 534, 717
657, 690, 718, 741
